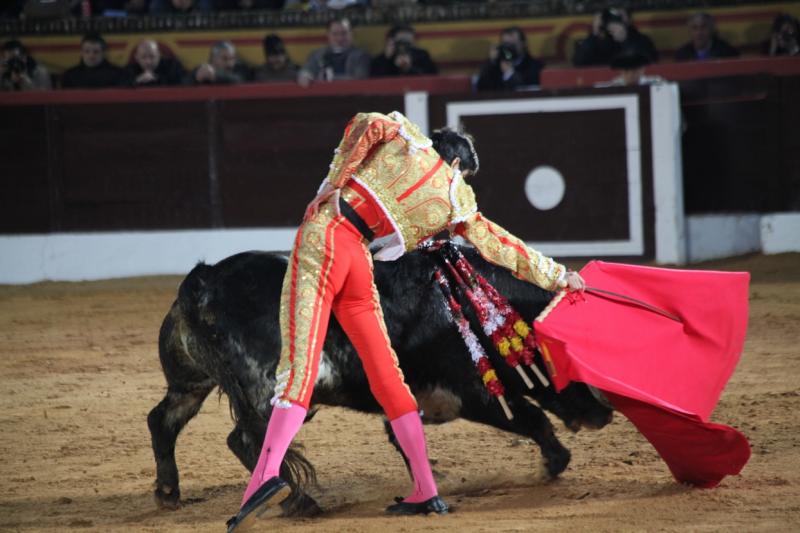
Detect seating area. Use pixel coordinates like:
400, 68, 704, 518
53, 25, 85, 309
1, 0, 799, 91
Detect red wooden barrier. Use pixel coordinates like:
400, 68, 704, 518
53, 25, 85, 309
541, 56, 800, 89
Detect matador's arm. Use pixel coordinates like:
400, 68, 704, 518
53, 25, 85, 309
449, 174, 567, 291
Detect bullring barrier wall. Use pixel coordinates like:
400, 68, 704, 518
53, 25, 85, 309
2, 60, 799, 282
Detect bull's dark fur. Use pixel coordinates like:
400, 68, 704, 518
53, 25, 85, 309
147, 247, 612, 515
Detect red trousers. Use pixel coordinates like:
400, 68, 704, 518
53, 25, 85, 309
272, 201, 417, 420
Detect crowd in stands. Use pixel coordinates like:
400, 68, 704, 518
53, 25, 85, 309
2, 8, 799, 92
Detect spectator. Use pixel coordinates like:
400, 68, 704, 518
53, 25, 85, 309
254, 34, 299, 82
297, 18, 370, 86
476, 26, 544, 91
370, 23, 437, 77
149, 0, 212, 15
61, 32, 129, 89
573, 7, 658, 67
1, 39, 51, 91
191, 41, 250, 85
674, 13, 739, 61
126, 39, 185, 87
766, 14, 800, 56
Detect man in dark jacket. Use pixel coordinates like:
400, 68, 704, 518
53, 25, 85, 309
573, 8, 659, 67
254, 34, 299, 82
370, 23, 437, 77
674, 13, 739, 61
61, 32, 129, 89
476, 26, 544, 91
127, 39, 186, 86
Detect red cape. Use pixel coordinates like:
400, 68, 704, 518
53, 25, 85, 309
534, 261, 751, 487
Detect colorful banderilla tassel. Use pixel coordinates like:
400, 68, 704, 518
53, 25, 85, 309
433, 268, 512, 420
441, 245, 550, 388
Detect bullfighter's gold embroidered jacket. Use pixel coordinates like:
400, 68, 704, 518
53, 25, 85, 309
322, 111, 566, 291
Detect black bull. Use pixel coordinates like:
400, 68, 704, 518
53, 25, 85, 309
147, 247, 613, 514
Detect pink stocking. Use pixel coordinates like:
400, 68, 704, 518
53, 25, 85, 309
240, 402, 307, 508
390, 411, 438, 503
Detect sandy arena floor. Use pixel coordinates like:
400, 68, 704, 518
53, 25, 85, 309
0, 253, 798, 532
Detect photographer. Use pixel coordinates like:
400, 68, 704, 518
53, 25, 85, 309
370, 23, 437, 77
475, 26, 543, 91
766, 14, 800, 56
1, 40, 51, 91
573, 7, 658, 67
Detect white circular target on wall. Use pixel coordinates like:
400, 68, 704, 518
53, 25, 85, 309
524, 165, 565, 210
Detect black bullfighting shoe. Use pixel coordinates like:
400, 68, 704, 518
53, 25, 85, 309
226, 477, 291, 532
385, 495, 449, 516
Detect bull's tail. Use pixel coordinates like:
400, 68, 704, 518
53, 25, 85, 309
282, 444, 321, 515
177, 262, 253, 425
177, 262, 215, 316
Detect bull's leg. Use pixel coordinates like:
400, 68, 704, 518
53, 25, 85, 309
463, 395, 571, 479
148, 310, 215, 509
511, 398, 571, 478
227, 418, 323, 517
147, 381, 215, 508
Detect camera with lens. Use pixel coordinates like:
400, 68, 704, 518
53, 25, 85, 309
495, 43, 519, 64
3, 56, 27, 75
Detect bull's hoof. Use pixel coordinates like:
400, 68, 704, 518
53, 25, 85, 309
543, 446, 571, 479
154, 483, 181, 510
282, 489, 323, 517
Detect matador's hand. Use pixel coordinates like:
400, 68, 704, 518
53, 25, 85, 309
566, 271, 586, 292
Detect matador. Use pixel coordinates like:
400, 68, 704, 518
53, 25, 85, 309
227, 111, 585, 531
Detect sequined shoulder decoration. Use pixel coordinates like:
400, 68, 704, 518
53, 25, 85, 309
449, 170, 478, 224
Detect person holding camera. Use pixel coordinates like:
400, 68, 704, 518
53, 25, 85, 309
573, 7, 658, 67
476, 26, 544, 91
370, 23, 437, 77
1, 40, 51, 91
297, 18, 370, 87
766, 13, 800, 56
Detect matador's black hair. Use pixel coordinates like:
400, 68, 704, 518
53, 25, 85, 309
431, 127, 480, 176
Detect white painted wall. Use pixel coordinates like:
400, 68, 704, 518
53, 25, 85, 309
686, 214, 761, 263
761, 213, 800, 254
650, 84, 687, 265
0, 229, 296, 284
